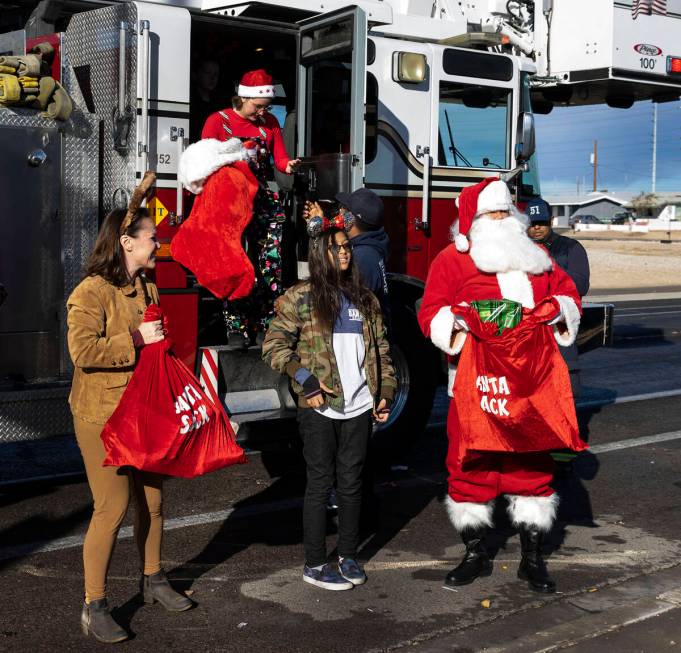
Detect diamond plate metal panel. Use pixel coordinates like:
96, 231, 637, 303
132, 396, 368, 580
0, 4, 140, 442
64, 3, 138, 217
0, 387, 73, 442
59, 4, 138, 389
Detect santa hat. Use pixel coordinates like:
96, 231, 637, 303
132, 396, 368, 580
237, 69, 275, 98
453, 178, 513, 252
178, 138, 248, 194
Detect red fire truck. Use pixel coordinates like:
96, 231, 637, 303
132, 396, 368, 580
1, 0, 679, 446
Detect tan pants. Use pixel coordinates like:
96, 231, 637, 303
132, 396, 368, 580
74, 418, 164, 602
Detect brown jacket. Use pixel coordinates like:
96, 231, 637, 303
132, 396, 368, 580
67, 274, 159, 424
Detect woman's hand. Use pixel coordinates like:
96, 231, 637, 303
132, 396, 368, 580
373, 398, 391, 423
138, 319, 164, 344
303, 201, 324, 222
285, 158, 301, 174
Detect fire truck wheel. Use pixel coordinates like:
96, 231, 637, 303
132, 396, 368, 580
373, 304, 439, 458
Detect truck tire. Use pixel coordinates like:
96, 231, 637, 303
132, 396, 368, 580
373, 301, 440, 460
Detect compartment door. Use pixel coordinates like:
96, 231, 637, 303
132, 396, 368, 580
297, 7, 367, 191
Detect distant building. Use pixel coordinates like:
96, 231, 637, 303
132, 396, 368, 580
544, 192, 632, 227
627, 192, 681, 222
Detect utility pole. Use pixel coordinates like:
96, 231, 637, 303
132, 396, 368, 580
652, 102, 658, 194
591, 140, 598, 192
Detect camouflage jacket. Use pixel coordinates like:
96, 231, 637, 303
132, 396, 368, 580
262, 282, 396, 410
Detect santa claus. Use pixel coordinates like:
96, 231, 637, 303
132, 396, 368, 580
418, 177, 586, 594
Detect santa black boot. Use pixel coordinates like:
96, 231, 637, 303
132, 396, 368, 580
444, 497, 494, 589
507, 494, 559, 594
444, 526, 492, 588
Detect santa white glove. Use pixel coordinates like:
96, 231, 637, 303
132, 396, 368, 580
547, 308, 564, 326
453, 314, 469, 331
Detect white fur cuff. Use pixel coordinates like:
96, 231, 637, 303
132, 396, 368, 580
506, 494, 559, 532
552, 295, 580, 347
429, 306, 458, 355
178, 137, 248, 194
445, 495, 494, 531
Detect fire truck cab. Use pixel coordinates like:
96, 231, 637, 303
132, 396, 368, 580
1, 0, 679, 447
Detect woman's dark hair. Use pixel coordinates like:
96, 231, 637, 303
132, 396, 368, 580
232, 95, 244, 110
83, 208, 151, 286
307, 228, 375, 329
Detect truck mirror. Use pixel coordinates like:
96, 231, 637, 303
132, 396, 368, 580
515, 112, 535, 162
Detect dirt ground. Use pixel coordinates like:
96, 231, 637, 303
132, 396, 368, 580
571, 235, 681, 291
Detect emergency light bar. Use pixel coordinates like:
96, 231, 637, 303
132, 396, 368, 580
668, 56, 681, 76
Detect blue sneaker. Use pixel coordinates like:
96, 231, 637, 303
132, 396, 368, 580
303, 563, 353, 590
338, 557, 367, 586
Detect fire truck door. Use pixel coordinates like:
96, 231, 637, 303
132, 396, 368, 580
132, 2, 191, 186
296, 7, 367, 192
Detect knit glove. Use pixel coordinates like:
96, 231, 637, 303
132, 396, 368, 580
294, 368, 322, 400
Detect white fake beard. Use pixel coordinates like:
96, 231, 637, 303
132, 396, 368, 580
468, 212, 553, 274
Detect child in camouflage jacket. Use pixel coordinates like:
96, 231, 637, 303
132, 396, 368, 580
263, 226, 395, 591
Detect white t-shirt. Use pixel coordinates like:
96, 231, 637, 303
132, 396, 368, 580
316, 295, 374, 420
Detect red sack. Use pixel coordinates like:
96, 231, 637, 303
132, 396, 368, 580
449, 301, 587, 464
170, 161, 259, 300
101, 305, 247, 477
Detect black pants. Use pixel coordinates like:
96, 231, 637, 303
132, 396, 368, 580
298, 408, 373, 567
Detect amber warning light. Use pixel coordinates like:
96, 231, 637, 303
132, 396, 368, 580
668, 56, 681, 75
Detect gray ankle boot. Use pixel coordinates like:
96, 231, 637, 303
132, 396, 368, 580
80, 598, 128, 643
142, 570, 192, 611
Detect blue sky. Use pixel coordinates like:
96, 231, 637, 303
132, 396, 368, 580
534, 101, 681, 196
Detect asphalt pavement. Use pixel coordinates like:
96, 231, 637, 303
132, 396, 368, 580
1, 296, 681, 652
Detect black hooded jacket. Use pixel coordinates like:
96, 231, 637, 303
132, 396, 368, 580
350, 227, 391, 329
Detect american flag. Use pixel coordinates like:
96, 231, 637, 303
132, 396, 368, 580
632, 0, 667, 19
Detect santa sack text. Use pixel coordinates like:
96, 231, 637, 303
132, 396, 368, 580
449, 302, 587, 464
101, 305, 247, 477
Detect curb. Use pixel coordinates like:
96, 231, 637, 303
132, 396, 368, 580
587, 291, 681, 302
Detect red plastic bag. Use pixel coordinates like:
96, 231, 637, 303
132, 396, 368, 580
448, 303, 586, 464
101, 305, 247, 477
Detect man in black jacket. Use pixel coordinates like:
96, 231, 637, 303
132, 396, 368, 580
335, 188, 391, 330
527, 198, 590, 396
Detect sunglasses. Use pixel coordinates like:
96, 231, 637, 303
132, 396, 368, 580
328, 242, 352, 253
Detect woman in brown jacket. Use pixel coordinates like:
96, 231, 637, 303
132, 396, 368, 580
67, 186, 191, 644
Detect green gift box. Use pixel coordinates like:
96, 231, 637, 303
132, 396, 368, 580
470, 299, 522, 335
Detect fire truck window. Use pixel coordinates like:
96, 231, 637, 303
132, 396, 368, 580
305, 59, 352, 156
437, 82, 510, 169
365, 72, 378, 163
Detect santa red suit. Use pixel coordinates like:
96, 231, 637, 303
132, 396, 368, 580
418, 178, 586, 593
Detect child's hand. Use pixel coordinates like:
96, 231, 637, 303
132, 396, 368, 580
373, 398, 391, 423
303, 201, 324, 222
304, 379, 336, 409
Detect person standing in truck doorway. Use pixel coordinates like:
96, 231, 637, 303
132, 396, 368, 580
201, 69, 300, 347
527, 197, 590, 397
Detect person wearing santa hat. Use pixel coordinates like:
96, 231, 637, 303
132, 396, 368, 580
418, 178, 585, 594
201, 69, 300, 346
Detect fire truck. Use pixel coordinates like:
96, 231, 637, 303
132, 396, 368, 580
1, 0, 680, 447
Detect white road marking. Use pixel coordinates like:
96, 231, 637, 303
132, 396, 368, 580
576, 388, 681, 410
589, 429, 681, 454
3, 427, 681, 563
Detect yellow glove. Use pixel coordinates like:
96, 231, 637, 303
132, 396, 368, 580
0, 73, 21, 105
